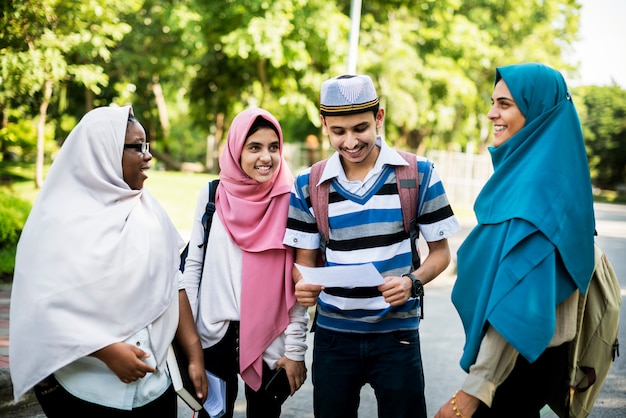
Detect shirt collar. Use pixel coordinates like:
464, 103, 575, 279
316, 136, 409, 185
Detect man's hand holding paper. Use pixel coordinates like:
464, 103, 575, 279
295, 263, 385, 287
294, 263, 389, 309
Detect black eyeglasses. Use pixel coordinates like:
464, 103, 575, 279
123, 142, 150, 154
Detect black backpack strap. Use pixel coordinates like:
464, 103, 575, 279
199, 178, 219, 252
179, 179, 219, 272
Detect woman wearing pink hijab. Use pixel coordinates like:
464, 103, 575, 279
183, 108, 307, 417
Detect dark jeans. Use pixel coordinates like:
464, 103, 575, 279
312, 326, 426, 418
474, 342, 570, 418
203, 321, 283, 418
33, 374, 176, 418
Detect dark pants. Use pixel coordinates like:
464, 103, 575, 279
33, 374, 176, 418
312, 326, 426, 418
203, 321, 283, 418
474, 342, 570, 418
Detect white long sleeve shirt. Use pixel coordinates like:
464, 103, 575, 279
183, 204, 308, 369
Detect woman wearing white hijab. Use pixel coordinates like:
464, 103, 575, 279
9, 106, 207, 417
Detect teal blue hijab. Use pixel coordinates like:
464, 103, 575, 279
452, 63, 595, 371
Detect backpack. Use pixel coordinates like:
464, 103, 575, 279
307, 151, 428, 317
549, 242, 621, 418
308, 150, 426, 270
179, 179, 219, 272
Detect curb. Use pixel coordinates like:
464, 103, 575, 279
0, 367, 38, 415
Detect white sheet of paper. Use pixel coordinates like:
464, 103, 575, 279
295, 263, 385, 287
204, 370, 226, 418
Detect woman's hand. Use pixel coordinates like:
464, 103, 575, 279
292, 249, 322, 307
91, 342, 155, 384
177, 289, 208, 401
187, 357, 208, 402
294, 280, 323, 307
276, 356, 307, 395
434, 390, 481, 418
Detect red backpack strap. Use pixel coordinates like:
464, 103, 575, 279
308, 159, 330, 243
396, 151, 422, 272
395, 151, 419, 233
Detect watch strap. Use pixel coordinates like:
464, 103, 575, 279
402, 273, 424, 298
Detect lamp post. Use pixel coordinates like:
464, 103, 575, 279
347, 0, 362, 74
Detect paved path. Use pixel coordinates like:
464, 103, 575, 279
0, 285, 9, 369
0, 285, 11, 368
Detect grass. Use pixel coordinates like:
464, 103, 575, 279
4, 164, 626, 228
3, 161, 626, 234
0, 166, 216, 281
146, 170, 216, 231
6, 166, 216, 232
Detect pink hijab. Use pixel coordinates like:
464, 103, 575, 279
216, 108, 296, 390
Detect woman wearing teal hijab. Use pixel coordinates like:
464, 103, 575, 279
435, 63, 595, 418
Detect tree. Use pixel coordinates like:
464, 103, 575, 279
105, 0, 207, 169
349, 0, 581, 152
0, 0, 595, 175
0, 0, 140, 187
578, 84, 626, 189
188, 0, 349, 171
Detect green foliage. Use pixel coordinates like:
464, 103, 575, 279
0, 0, 139, 103
104, 0, 207, 162
0, 114, 37, 161
188, 0, 346, 139
0, 190, 31, 247
0, 111, 60, 164
578, 84, 626, 189
0, 0, 621, 185
353, 0, 581, 151
0, 246, 17, 281
0, 0, 144, 186
0, 189, 31, 279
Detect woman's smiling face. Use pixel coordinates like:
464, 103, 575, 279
240, 127, 281, 183
487, 79, 526, 147
122, 121, 151, 190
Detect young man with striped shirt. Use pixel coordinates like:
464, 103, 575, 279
283, 74, 460, 417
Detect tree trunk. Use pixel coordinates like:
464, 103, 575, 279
208, 112, 225, 174
35, 79, 53, 189
85, 88, 94, 111
152, 75, 170, 138
0, 104, 7, 157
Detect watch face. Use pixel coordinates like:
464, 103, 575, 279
404, 273, 423, 298
412, 279, 423, 298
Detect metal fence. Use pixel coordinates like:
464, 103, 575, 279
426, 150, 492, 210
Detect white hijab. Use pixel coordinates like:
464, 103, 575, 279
9, 105, 183, 402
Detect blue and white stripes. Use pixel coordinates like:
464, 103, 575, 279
284, 155, 459, 333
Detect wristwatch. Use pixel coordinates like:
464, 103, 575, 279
402, 273, 424, 298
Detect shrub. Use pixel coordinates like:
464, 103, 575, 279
0, 189, 31, 280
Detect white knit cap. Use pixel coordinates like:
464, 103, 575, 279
320, 74, 379, 116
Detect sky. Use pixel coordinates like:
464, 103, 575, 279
567, 0, 626, 88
